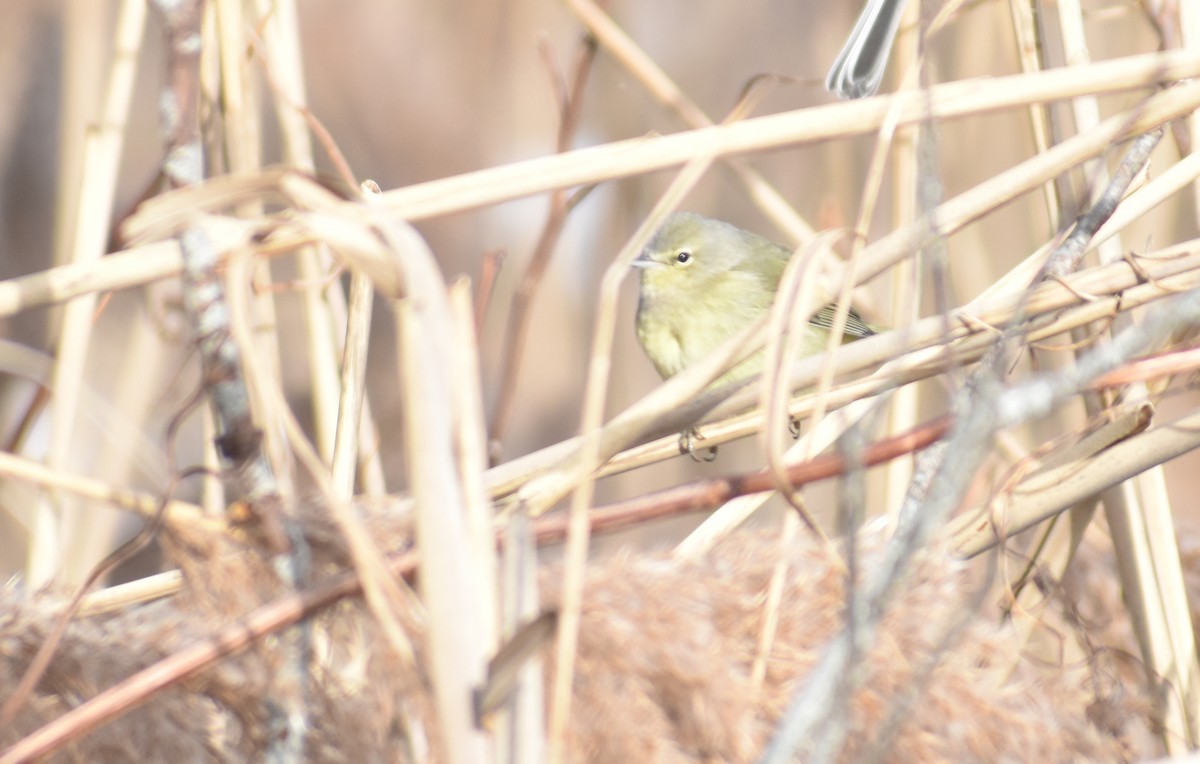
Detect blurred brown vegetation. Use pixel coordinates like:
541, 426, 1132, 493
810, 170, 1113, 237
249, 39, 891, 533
0, 524, 1159, 761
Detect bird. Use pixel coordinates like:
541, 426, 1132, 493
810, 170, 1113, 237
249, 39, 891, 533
632, 211, 876, 386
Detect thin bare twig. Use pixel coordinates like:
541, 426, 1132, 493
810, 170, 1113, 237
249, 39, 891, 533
531, 416, 950, 544
474, 247, 506, 337
488, 35, 597, 462
1042, 128, 1165, 279
154, 4, 310, 761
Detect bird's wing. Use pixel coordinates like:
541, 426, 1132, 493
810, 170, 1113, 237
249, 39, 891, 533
807, 303, 877, 339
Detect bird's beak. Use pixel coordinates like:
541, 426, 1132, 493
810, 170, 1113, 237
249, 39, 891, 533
631, 255, 662, 269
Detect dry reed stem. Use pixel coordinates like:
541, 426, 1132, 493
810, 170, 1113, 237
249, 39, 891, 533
1051, 2, 1200, 749
76, 570, 183, 616
52, 3, 106, 271
258, 0, 344, 466
0, 450, 210, 530
951, 403, 1154, 557
378, 49, 1200, 223
379, 218, 492, 762
498, 509, 544, 764
448, 278, 501, 672
1009, 0, 1062, 224
1092, 346, 1200, 389
330, 268, 374, 498
1187, 5, 1200, 218
3, 51, 1196, 325
879, 0, 923, 520
35, 0, 147, 586
213, 0, 259, 176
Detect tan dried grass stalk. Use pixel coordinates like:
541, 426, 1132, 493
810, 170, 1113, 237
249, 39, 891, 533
36, 0, 147, 586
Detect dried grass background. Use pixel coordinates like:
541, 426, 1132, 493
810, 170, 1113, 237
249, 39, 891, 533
2, 0, 1200, 761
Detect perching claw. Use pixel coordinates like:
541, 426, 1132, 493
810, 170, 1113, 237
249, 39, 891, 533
788, 416, 802, 439
679, 428, 718, 462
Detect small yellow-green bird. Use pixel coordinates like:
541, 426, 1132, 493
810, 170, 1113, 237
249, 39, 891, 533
633, 211, 875, 384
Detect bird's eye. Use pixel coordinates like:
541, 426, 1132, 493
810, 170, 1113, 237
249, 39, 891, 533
675, 250, 692, 264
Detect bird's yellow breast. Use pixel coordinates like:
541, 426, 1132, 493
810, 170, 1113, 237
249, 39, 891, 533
636, 268, 774, 380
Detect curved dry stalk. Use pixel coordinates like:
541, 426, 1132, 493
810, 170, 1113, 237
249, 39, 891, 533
759, 231, 844, 535
330, 269, 373, 498
951, 403, 1154, 558
373, 219, 495, 762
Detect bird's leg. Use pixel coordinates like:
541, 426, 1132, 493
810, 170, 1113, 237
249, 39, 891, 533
679, 427, 718, 462
788, 415, 802, 439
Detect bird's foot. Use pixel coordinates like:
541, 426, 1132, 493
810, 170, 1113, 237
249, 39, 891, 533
788, 416, 802, 439
679, 428, 718, 462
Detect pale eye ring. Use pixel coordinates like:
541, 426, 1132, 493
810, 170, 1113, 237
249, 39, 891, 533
675, 250, 692, 264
